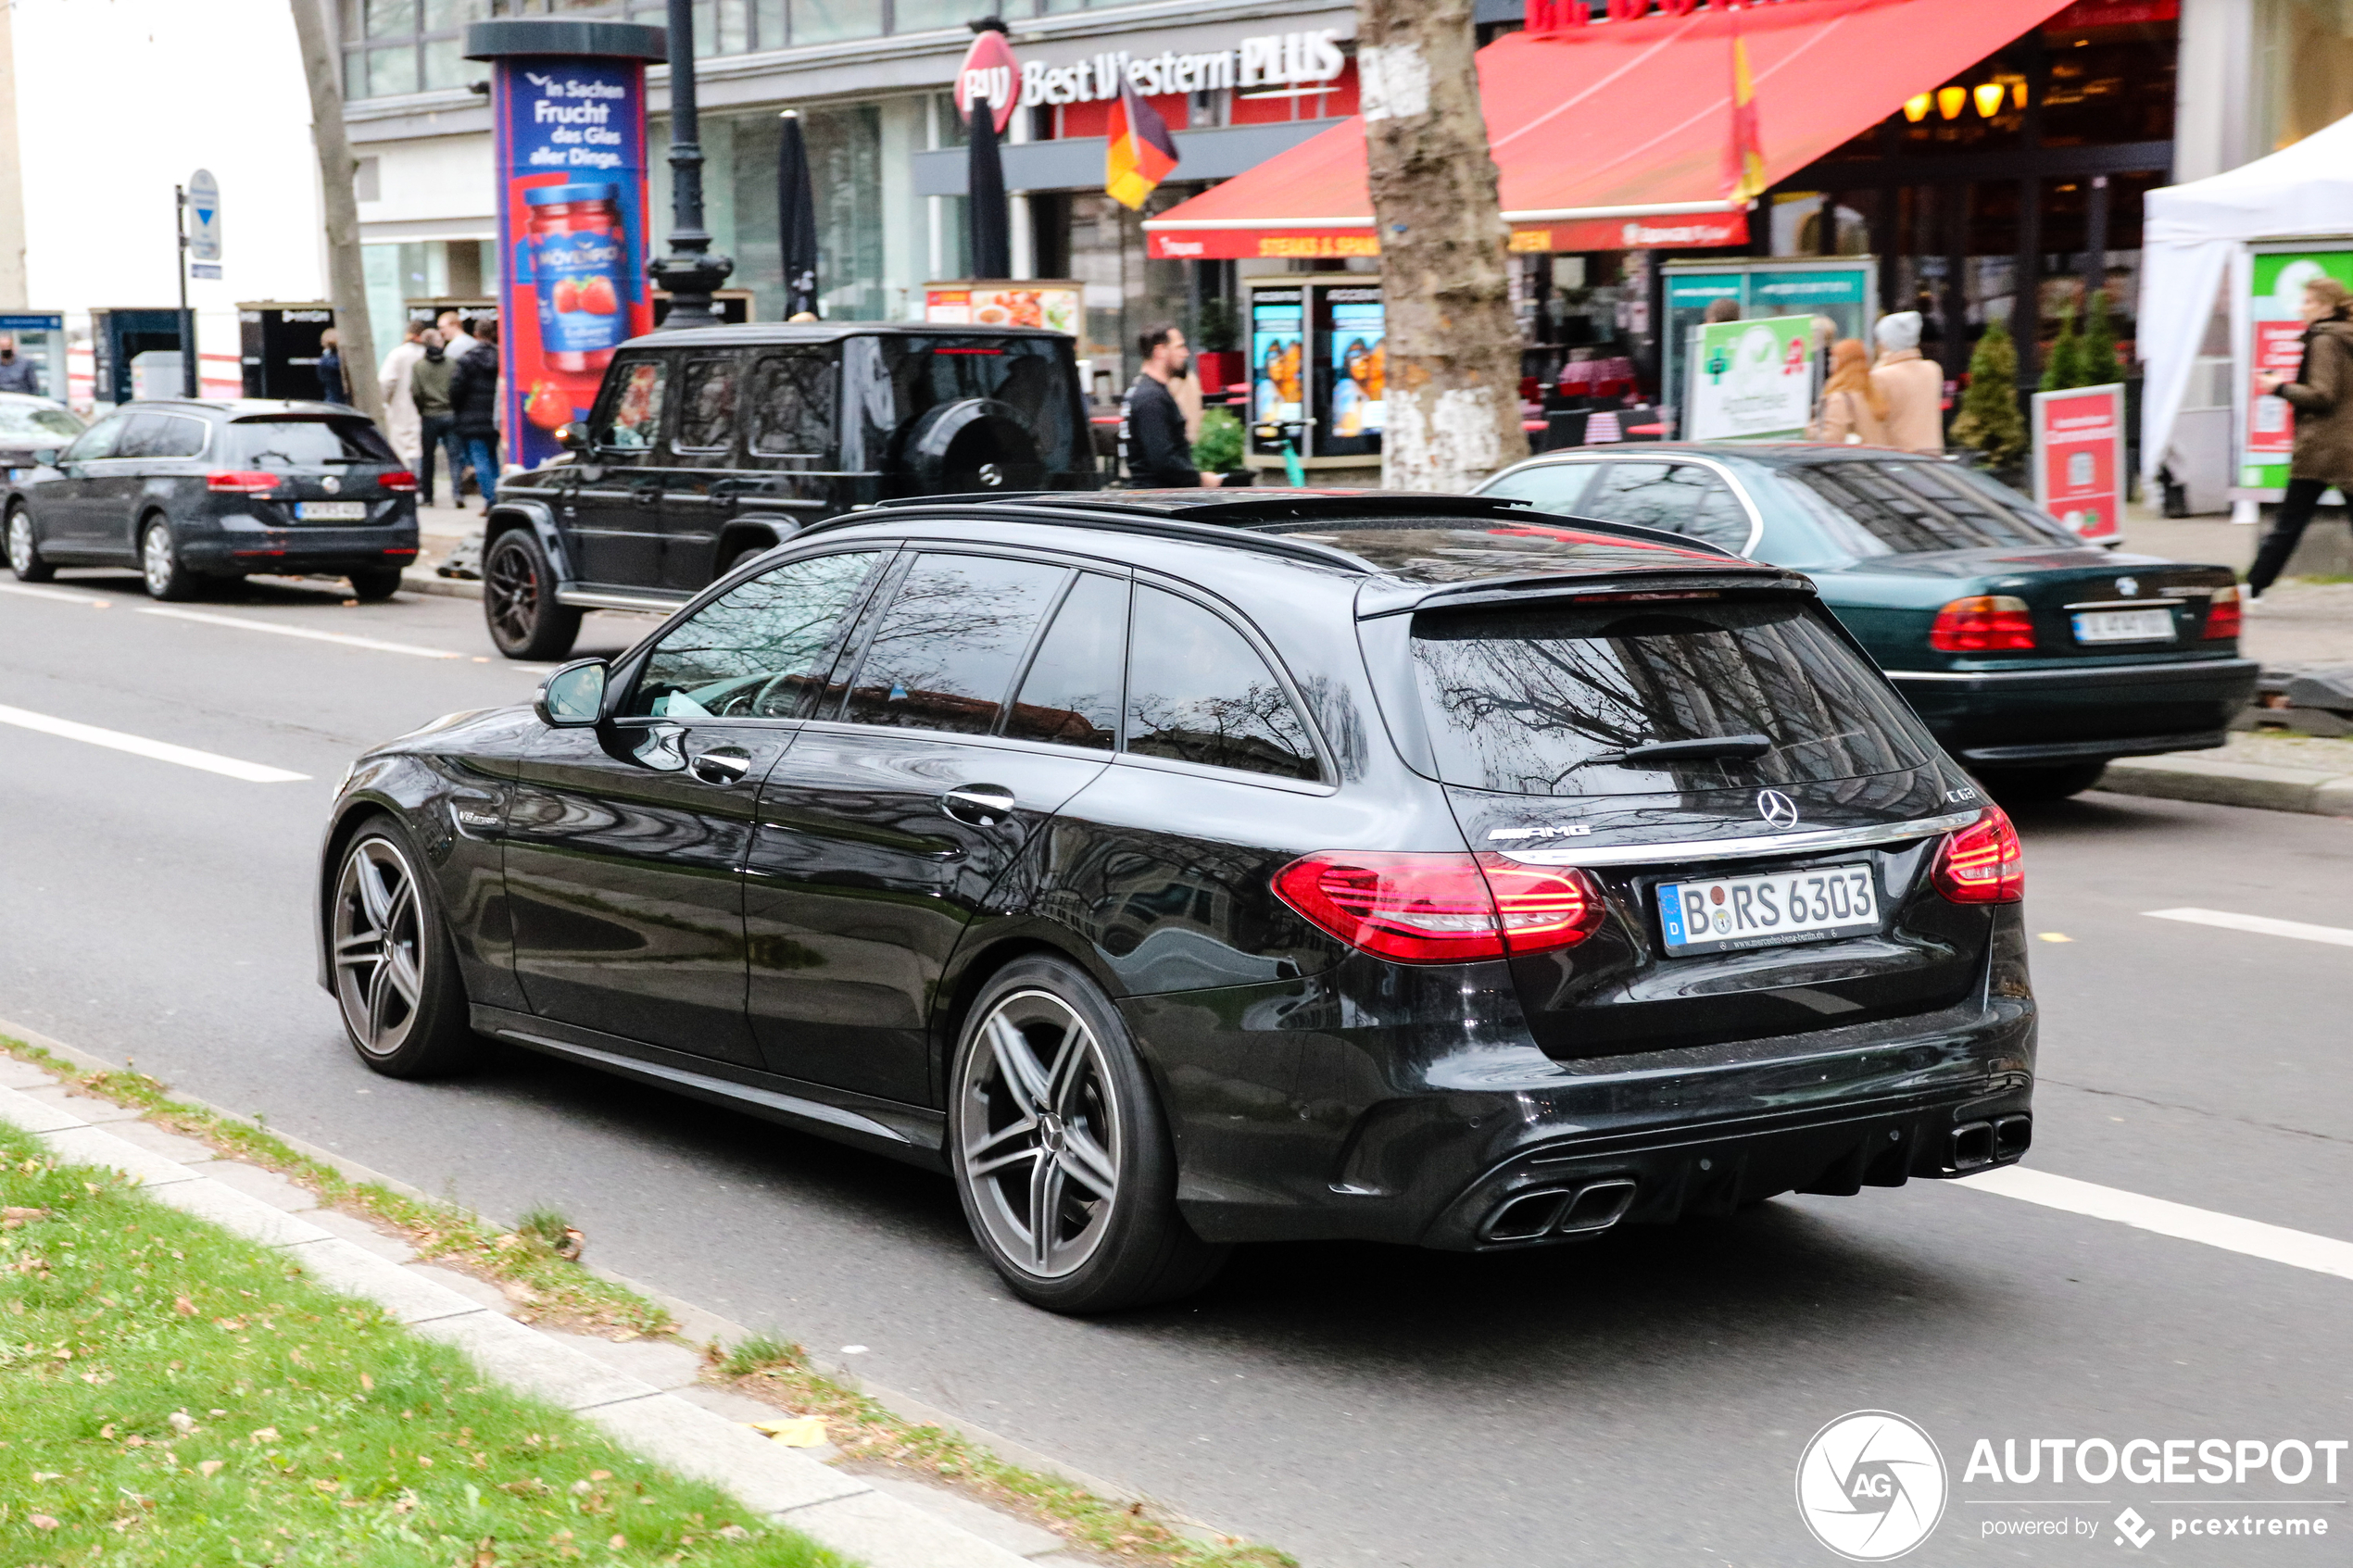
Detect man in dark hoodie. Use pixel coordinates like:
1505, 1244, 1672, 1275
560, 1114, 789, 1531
447, 319, 502, 508
316, 329, 347, 405
2249, 276, 2353, 603
411, 329, 459, 507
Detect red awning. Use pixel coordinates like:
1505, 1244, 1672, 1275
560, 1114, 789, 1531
1145, 0, 2081, 260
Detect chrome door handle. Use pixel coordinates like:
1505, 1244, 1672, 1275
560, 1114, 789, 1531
690, 746, 753, 785
940, 784, 1016, 827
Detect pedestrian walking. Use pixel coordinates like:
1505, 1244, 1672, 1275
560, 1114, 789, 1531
316, 329, 348, 405
411, 330, 460, 507
1118, 323, 1220, 489
435, 310, 478, 361
1806, 338, 1890, 445
448, 319, 502, 508
0, 339, 39, 395
2247, 276, 2353, 604
1869, 311, 1944, 452
378, 320, 428, 467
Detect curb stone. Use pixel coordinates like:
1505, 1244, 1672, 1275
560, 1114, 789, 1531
2094, 754, 2353, 818
0, 1058, 1057, 1568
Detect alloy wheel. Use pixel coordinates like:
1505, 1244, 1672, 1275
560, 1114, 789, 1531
332, 835, 429, 1059
141, 523, 176, 596
7, 510, 31, 573
959, 989, 1125, 1279
485, 539, 539, 645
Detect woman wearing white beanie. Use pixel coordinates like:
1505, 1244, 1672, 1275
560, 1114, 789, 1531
1869, 310, 1944, 453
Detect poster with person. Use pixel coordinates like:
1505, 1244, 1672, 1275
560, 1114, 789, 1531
1327, 289, 1386, 441
1250, 289, 1304, 429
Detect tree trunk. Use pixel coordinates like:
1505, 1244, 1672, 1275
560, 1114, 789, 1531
1358, 0, 1526, 493
287, 0, 385, 427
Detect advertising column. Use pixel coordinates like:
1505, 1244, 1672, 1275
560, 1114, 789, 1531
465, 19, 667, 472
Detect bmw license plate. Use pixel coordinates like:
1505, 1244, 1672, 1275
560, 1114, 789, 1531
2071, 607, 2174, 644
1657, 863, 1880, 956
295, 500, 368, 521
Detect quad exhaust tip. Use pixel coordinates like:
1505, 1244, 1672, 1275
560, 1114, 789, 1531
1951, 1114, 2032, 1173
1482, 1178, 1639, 1244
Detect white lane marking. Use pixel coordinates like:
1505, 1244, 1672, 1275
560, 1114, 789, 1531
1960, 1166, 2353, 1284
0, 581, 111, 607
0, 702, 309, 783
136, 606, 461, 659
2144, 907, 2353, 949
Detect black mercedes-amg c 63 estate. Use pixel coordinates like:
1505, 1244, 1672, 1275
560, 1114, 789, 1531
315, 491, 2035, 1312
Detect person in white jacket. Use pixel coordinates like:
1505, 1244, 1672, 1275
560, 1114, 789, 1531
378, 320, 427, 467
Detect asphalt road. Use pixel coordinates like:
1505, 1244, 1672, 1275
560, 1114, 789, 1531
4, 571, 2350, 1567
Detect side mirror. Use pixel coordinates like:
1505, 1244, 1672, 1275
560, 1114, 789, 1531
557, 421, 591, 453
31, 448, 57, 468
535, 658, 608, 727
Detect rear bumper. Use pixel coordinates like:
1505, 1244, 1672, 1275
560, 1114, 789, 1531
1886, 658, 2258, 765
182, 521, 420, 575
1131, 922, 2036, 1251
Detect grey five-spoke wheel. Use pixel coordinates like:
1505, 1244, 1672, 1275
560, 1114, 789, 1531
960, 989, 1125, 1279
141, 519, 196, 601
330, 822, 479, 1077
950, 956, 1227, 1313
6, 506, 52, 582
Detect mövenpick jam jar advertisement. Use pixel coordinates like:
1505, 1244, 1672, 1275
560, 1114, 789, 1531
490, 56, 653, 470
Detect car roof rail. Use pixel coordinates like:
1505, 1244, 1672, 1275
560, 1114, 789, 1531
802, 499, 1374, 569
831, 490, 1736, 559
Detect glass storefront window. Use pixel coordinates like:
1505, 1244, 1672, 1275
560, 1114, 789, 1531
2259, 0, 2353, 152
790, 0, 885, 44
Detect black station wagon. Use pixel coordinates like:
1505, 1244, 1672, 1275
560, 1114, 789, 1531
318, 492, 2035, 1313
482, 323, 1095, 660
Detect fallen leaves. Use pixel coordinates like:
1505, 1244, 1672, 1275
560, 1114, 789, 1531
171, 1297, 195, 1317
198, 1460, 224, 1478
747, 1416, 826, 1448
29, 1514, 59, 1529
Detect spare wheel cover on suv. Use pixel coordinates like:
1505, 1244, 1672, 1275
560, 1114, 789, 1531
898, 397, 1045, 493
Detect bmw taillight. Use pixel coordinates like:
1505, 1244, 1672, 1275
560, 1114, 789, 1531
380, 470, 418, 494
1929, 595, 2036, 652
207, 470, 281, 495
1271, 851, 1606, 964
2203, 584, 2241, 640
1931, 805, 2024, 904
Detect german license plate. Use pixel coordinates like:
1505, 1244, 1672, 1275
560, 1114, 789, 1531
295, 500, 368, 521
1656, 863, 1880, 956
2071, 607, 2173, 644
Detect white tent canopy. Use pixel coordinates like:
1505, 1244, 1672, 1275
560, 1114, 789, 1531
2139, 112, 2353, 481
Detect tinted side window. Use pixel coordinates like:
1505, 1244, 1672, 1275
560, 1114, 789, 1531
625, 550, 883, 720
747, 353, 836, 457
1483, 462, 1600, 516
1006, 571, 1128, 750
674, 356, 740, 454
115, 413, 177, 459
1577, 463, 1732, 533
840, 553, 1068, 735
152, 415, 209, 458
595, 358, 668, 453
61, 412, 128, 462
1679, 472, 1752, 553
1124, 586, 1318, 781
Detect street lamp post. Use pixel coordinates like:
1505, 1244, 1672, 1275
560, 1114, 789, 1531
650, 0, 733, 330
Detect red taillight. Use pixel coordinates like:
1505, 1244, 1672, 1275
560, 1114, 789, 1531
2203, 584, 2241, 640
1271, 851, 1606, 964
1929, 595, 2036, 652
207, 470, 281, 495
380, 470, 418, 494
1931, 805, 2024, 904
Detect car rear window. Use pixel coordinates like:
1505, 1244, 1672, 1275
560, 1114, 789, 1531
1411, 594, 1929, 797
230, 418, 396, 466
854, 336, 1080, 475
1785, 460, 2077, 554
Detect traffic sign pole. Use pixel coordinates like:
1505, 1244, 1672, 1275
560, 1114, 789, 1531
175, 185, 197, 397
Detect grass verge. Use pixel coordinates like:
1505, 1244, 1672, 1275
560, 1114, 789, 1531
0, 1119, 845, 1568
0, 1035, 1302, 1568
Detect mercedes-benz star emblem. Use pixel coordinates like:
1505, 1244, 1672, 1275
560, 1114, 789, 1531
2115, 575, 2137, 596
1757, 789, 1800, 830
321, 475, 341, 495
977, 462, 1005, 487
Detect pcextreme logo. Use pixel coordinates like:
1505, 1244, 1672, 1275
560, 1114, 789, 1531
1795, 1411, 1949, 1561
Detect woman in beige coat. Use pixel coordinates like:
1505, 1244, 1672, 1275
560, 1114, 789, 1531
1869, 310, 1944, 452
1807, 338, 1889, 445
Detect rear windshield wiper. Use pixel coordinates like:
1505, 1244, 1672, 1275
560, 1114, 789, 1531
1598, 734, 1773, 766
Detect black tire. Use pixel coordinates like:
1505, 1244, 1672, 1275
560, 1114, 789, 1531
948, 955, 1227, 1314
483, 526, 581, 660
140, 517, 200, 601
348, 567, 405, 603
329, 816, 481, 1079
6, 504, 53, 582
1977, 762, 2108, 803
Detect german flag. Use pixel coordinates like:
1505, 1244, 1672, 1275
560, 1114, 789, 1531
1725, 21, 1767, 202
1105, 79, 1180, 210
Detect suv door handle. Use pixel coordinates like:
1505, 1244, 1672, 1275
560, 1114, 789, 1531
940, 784, 1016, 826
690, 745, 754, 785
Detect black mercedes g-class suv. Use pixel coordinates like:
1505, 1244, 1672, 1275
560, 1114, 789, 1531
482, 323, 1095, 659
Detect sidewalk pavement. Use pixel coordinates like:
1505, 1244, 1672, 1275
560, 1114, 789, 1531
0, 1033, 1127, 1568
